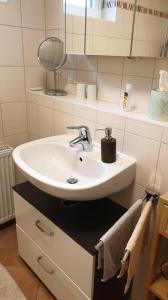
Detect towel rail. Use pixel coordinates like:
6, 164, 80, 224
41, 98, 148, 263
95, 191, 159, 251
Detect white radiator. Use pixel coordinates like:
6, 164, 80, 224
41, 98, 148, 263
0, 145, 15, 224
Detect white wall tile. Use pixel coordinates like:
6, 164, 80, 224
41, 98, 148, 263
76, 55, 98, 72
21, 0, 45, 29
0, 26, 23, 66
123, 132, 160, 189
125, 118, 163, 141
0, 67, 25, 103
0, 110, 3, 137
162, 127, 168, 144
1, 102, 27, 136
98, 56, 124, 74
77, 71, 97, 85
54, 99, 73, 114
27, 103, 38, 135
38, 106, 54, 137
123, 57, 155, 78
72, 104, 96, 122
97, 73, 122, 103
155, 143, 168, 194
97, 111, 125, 130
45, 0, 60, 30
112, 183, 145, 208
4, 133, 27, 148
25, 67, 46, 89
54, 111, 73, 135
0, 0, 21, 26
23, 29, 45, 66
63, 55, 77, 70
36, 93, 54, 109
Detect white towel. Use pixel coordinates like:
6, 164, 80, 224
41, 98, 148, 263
98, 199, 143, 281
118, 201, 153, 293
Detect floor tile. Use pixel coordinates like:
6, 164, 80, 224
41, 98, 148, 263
36, 284, 56, 300
6, 266, 40, 300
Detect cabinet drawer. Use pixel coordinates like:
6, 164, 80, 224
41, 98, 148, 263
159, 204, 168, 238
16, 226, 91, 300
14, 192, 94, 298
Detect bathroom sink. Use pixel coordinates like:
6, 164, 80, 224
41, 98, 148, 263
13, 134, 136, 201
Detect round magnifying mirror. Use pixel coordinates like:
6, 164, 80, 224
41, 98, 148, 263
38, 37, 67, 96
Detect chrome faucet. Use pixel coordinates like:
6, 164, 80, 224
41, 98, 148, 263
67, 125, 93, 152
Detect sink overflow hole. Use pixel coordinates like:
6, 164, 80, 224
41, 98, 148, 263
67, 178, 78, 184
79, 157, 83, 162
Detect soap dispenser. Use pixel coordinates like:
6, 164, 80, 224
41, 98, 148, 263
101, 127, 116, 163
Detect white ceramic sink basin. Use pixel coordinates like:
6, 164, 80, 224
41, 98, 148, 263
13, 134, 136, 201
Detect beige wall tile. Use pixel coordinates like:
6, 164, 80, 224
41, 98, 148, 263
125, 118, 163, 141
45, 0, 60, 30
38, 106, 54, 137
98, 56, 124, 74
155, 143, 168, 194
123, 57, 155, 78
77, 71, 97, 85
123, 132, 160, 189
0, 26, 23, 66
97, 111, 125, 130
76, 56, 98, 72
0, 0, 21, 26
27, 103, 38, 135
1, 102, 27, 136
21, 0, 45, 29
97, 73, 122, 103
0, 67, 25, 103
0, 110, 3, 137
25, 67, 46, 89
23, 29, 45, 66
72, 104, 97, 122
4, 133, 27, 148
54, 111, 73, 135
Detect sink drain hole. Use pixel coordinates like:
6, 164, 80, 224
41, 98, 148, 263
67, 178, 78, 184
61, 200, 80, 208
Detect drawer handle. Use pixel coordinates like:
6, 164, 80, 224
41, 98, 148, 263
35, 220, 54, 237
37, 256, 54, 275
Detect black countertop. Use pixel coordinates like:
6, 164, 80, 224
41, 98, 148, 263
13, 182, 127, 256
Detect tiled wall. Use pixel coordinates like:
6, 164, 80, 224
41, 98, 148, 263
0, 0, 46, 149
61, 55, 168, 113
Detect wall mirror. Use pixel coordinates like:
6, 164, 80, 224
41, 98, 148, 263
132, 0, 168, 57
64, 0, 168, 58
38, 37, 67, 96
85, 0, 135, 56
64, 0, 86, 54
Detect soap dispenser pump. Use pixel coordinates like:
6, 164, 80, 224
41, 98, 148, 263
101, 127, 116, 163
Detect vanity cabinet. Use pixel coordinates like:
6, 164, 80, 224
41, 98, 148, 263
13, 182, 130, 300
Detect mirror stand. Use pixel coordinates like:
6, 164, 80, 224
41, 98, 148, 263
45, 70, 67, 96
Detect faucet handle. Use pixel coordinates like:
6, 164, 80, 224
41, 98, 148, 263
67, 125, 89, 136
67, 125, 88, 131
